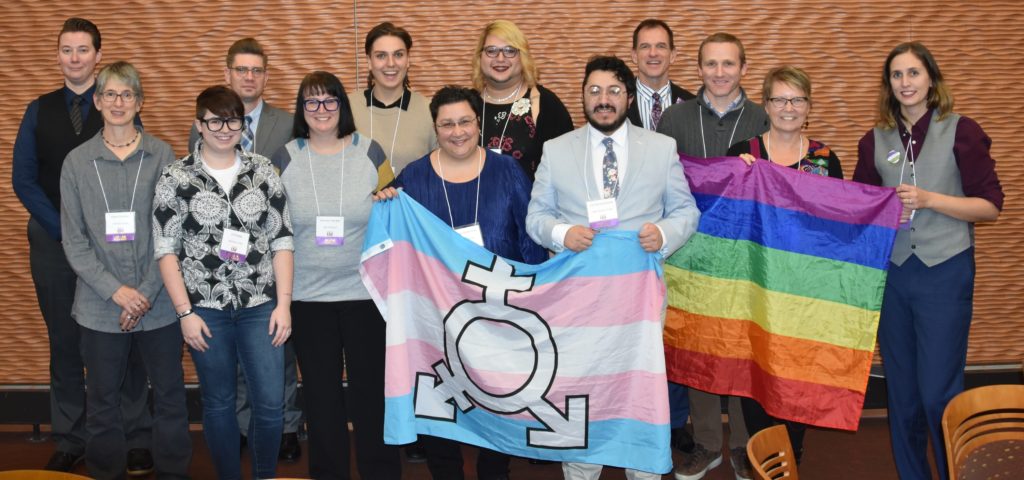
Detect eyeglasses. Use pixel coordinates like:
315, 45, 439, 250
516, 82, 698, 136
586, 85, 626, 98
199, 116, 244, 132
100, 90, 137, 103
483, 46, 520, 58
767, 96, 810, 108
436, 117, 478, 132
303, 97, 341, 112
231, 66, 267, 77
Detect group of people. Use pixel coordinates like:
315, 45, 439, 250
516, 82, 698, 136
11, 13, 1002, 480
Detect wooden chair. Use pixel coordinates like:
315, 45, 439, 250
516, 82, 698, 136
0, 471, 92, 479
942, 384, 1024, 480
746, 424, 799, 479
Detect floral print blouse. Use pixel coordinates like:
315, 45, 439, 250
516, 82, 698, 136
153, 148, 294, 310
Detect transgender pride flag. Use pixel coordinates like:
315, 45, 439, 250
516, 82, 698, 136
664, 155, 901, 431
360, 194, 672, 473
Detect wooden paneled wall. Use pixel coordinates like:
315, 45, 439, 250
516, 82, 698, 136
1, 1, 1021, 383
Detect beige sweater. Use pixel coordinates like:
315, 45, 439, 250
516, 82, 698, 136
349, 89, 437, 174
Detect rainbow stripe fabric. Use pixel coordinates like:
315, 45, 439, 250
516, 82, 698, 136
360, 194, 672, 473
664, 155, 901, 431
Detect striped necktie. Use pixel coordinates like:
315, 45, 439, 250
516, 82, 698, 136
70, 95, 84, 135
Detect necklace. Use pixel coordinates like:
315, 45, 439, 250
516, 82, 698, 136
483, 82, 522, 103
764, 130, 806, 166
103, 128, 140, 148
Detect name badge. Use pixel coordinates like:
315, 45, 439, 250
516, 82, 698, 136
455, 223, 485, 247
219, 228, 250, 262
316, 216, 345, 246
105, 211, 136, 242
586, 198, 619, 229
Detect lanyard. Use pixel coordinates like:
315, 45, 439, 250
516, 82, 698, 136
437, 148, 483, 229
307, 140, 346, 217
698, 104, 744, 158
93, 138, 145, 213
369, 87, 403, 174
479, 82, 523, 151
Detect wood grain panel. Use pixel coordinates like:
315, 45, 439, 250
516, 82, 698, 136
1, 1, 1021, 384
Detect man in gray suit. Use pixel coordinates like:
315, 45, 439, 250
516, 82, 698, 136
187, 37, 302, 462
187, 37, 292, 157
526, 55, 700, 480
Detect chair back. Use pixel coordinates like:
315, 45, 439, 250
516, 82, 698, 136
942, 384, 1024, 479
0, 471, 92, 479
746, 424, 799, 479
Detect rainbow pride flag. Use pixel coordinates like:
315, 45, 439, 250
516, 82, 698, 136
664, 155, 901, 431
360, 194, 672, 473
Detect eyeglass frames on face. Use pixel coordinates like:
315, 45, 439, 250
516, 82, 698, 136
483, 46, 519, 58
767, 96, 810, 108
231, 66, 267, 77
199, 116, 244, 132
303, 97, 341, 112
100, 90, 138, 103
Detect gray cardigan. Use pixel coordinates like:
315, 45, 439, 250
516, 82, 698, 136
60, 131, 176, 333
656, 87, 769, 158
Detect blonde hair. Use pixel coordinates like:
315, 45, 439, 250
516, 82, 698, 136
762, 65, 812, 104
471, 20, 538, 91
876, 42, 954, 129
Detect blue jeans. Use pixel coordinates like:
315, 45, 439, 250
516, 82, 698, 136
190, 301, 284, 480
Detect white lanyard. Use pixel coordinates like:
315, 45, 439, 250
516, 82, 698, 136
306, 140, 346, 217
698, 104, 744, 158
369, 87, 403, 174
437, 148, 483, 228
480, 82, 523, 152
898, 132, 917, 187
93, 138, 145, 214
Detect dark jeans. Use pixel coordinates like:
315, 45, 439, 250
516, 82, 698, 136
29, 218, 151, 455
422, 434, 510, 480
291, 300, 400, 480
80, 323, 191, 479
190, 301, 284, 480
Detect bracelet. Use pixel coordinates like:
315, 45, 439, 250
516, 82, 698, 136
176, 309, 194, 320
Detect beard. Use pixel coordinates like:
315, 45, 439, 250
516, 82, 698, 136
585, 105, 628, 135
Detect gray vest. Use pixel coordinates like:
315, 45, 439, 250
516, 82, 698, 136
873, 112, 971, 267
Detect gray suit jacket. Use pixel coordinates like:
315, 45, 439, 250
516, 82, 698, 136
526, 123, 700, 257
188, 101, 294, 158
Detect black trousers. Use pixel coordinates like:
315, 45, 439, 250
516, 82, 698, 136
291, 299, 401, 480
80, 324, 191, 479
28, 218, 152, 455
421, 434, 510, 480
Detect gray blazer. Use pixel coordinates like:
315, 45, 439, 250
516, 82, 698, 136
526, 123, 700, 257
188, 101, 294, 158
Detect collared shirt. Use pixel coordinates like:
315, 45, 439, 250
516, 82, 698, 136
363, 87, 413, 110
636, 81, 672, 130
703, 89, 746, 118
60, 131, 177, 332
153, 146, 294, 310
246, 99, 265, 140
587, 123, 629, 194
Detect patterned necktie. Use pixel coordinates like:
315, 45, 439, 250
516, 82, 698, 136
650, 92, 663, 130
70, 95, 84, 135
241, 115, 254, 152
602, 137, 619, 198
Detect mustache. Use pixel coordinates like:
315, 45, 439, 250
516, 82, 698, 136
593, 104, 616, 111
